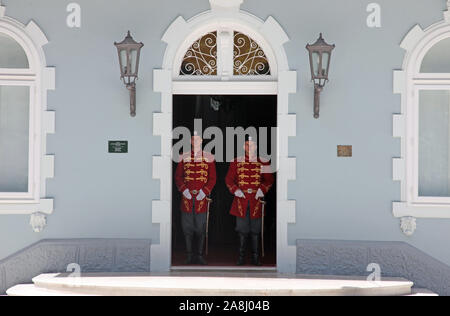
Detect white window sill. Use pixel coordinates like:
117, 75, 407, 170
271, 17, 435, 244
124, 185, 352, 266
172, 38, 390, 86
393, 201, 450, 219
0, 199, 53, 215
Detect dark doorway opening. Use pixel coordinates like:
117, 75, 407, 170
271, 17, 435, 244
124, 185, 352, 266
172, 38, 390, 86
172, 95, 277, 267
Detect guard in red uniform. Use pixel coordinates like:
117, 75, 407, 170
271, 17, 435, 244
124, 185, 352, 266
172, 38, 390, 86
225, 137, 274, 266
175, 132, 216, 265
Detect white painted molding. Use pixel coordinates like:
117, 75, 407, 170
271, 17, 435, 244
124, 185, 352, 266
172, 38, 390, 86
445, 1, 450, 22
400, 25, 424, 52
261, 16, 290, 54
43, 67, 56, 90
0, 199, 53, 215
393, 202, 450, 219
152, 0, 297, 273
393, 5, 450, 222
392, 158, 405, 182
393, 70, 406, 94
44, 111, 56, 134
172, 81, 278, 95
0, 7, 56, 231
392, 115, 405, 138
400, 217, 416, 237
25, 20, 49, 48
153, 69, 172, 94
209, 0, 243, 12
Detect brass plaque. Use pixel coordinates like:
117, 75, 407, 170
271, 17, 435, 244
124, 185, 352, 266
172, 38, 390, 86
337, 145, 352, 157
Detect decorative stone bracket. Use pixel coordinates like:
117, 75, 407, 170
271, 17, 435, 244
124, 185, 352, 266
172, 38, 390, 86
400, 217, 417, 237
30, 213, 47, 233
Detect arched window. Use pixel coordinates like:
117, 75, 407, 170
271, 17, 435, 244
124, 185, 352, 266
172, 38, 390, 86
0, 31, 33, 195
393, 8, 450, 223
0, 7, 55, 232
177, 28, 273, 79
414, 36, 450, 200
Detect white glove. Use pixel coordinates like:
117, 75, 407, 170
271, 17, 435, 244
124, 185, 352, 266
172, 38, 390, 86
183, 189, 192, 200
255, 188, 264, 200
235, 189, 246, 199
196, 189, 206, 201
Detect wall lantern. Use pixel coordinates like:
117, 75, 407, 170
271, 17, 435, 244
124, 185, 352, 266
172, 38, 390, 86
114, 31, 144, 117
306, 33, 335, 119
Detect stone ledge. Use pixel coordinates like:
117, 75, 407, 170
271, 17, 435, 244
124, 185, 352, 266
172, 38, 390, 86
0, 239, 151, 294
296, 239, 450, 296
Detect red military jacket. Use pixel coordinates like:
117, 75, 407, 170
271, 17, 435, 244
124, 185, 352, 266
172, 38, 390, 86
175, 151, 216, 214
225, 156, 274, 219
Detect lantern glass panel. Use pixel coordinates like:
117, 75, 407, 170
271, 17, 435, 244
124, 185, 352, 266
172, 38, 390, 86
312, 52, 320, 77
119, 49, 128, 75
130, 49, 138, 75
322, 52, 330, 76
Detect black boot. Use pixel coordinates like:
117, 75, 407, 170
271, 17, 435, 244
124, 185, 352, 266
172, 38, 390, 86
183, 234, 194, 265
236, 234, 248, 266
251, 234, 262, 266
196, 234, 208, 265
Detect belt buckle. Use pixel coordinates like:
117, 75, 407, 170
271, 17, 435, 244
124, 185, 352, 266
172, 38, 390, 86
191, 190, 198, 195
247, 189, 253, 194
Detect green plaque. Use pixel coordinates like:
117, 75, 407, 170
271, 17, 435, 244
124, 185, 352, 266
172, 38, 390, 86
109, 141, 128, 153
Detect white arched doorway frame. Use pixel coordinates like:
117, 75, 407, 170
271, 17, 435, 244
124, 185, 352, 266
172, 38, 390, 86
152, 0, 297, 273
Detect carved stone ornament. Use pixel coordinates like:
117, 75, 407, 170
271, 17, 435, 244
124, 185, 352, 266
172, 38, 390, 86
30, 212, 47, 233
400, 217, 416, 237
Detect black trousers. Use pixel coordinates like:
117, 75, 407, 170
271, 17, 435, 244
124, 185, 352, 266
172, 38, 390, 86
181, 199, 207, 236
235, 203, 262, 235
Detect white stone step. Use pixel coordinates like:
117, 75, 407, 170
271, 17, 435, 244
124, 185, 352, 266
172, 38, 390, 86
6, 284, 96, 296
7, 272, 414, 296
406, 288, 438, 296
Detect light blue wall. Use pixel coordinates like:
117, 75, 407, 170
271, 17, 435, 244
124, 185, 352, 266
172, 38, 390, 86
1, 0, 450, 269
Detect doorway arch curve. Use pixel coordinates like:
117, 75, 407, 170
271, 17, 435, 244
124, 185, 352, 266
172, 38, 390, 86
152, 0, 297, 273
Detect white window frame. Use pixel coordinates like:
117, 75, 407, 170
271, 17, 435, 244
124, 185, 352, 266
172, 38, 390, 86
0, 5, 55, 232
393, 5, 450, 221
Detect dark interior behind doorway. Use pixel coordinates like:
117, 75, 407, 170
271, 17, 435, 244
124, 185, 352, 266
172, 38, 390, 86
172, 95, 277, 267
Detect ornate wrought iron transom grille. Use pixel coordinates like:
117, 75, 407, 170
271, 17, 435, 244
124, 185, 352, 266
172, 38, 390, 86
180, 32, 217, 76
233, 31, 270, 76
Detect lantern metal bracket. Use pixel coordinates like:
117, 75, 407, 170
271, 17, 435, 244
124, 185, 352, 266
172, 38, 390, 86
126, 83, 136, 117
314, 84, 323, 119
